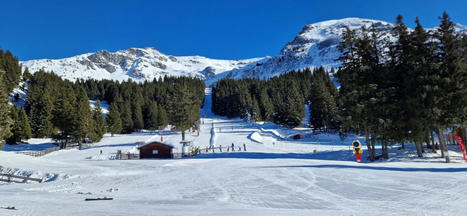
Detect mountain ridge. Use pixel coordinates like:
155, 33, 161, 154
21, 18, 466, 83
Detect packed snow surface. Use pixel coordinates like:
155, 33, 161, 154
1, 88, 467, 216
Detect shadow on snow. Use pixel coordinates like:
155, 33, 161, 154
259, 164, 467, 173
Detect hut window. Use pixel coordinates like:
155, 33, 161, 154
152, 150, 158, 155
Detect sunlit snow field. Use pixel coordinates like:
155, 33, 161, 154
1, 89, 467, 216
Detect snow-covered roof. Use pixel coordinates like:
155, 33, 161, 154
138, 135, 176, 149
138, 141, 175, 149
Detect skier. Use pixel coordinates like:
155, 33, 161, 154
206, 147, 209, 153
243, 143, 246, 151
231, 143, 235, 152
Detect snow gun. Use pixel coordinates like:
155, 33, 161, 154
352, 140, 363, 163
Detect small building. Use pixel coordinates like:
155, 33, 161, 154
139, 141, 174, 159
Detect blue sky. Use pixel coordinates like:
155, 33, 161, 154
1, 0, 466, 61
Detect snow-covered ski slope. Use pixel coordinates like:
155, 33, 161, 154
1, 88, 467, 216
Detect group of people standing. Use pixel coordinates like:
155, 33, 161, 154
203, 143, 247, 153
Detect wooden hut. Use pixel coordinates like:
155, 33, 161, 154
139, 141, 174, 159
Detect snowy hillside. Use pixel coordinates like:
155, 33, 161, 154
220, 18, 394, 80
21, 18, 467, 83
22, 47, 263, 82
224, 18, 467, 79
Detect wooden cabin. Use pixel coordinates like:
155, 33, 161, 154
139, 141, 174, 159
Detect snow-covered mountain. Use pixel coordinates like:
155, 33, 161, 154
22, 18, 466, 83
221, 18, 467, 80
22, 47, 264, 82
220, 18, 394, 80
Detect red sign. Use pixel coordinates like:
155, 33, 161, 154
455, 136, 467, 162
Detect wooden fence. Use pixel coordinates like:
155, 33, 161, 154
0, 173, 43, 183
15, 142, 93, 157
115, 151, 139, 160
15, 146, 60, 157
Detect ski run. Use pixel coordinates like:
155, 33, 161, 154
1, 88, 467, 216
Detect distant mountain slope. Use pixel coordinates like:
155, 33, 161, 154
222, 18, 394, 79
22, 18, 466, 83
220, 18, 466, 80
22, 47, 263, 82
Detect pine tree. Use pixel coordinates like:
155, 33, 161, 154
71, 86, 93, 143
157, 106, 169, 128
131, 90, 144, 131
309, 77, 337, 131
144, 101, 160, 130
120, 100, 134, 134
26, 88, 54, 138
107, 102, 122, 136
167, 82, 200, 140
272, 80, 304, 128
0, 49, 22, 93
433, 12, 462, 162
250, 98, 261, 122
0, 70, 12, 144
89, 100, 105, 142
258, 88, 274, 121
23, 67, 32, 82
402, 17, 438, 157
7, 107, 31, 144
337, 25, 383, 160
52, 85, 76, 143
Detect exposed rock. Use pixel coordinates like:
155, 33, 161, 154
201, 66, 216, 78
168, 56, 177, 62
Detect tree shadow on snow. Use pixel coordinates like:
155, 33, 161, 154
82, 143, 137, 150
194, 150, 354, 160
196, 148, 357, 160
195, 152, 316, 159
259, 164, 467, 173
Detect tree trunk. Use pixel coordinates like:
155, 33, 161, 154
365, 133, 374, 161
415, 141, 423, 157
182, 130, 186, 141
401, 141, 405, 150
371, 136, 376, 160
460, 127, 467, 144
436, 128, 450, 163
444, 132, 449, 145
382, 139, 389, 159
431, 131, 437, 153
421, 140, 425, 153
